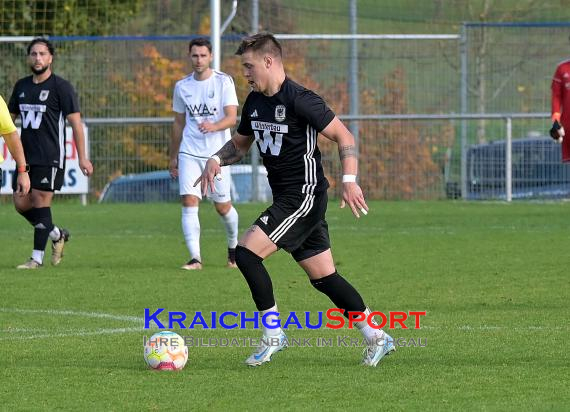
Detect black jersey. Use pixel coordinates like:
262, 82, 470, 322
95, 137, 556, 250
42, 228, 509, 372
237, 77, 334, 194
8, 74, 80, 169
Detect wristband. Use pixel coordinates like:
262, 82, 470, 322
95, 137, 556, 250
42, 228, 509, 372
342, 174, 357, 183
17, 164, 30, 173
210, 155, 221, 165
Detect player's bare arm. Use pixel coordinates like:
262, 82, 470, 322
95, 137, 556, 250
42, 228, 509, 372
169, 112, 185, 178
198, 105, 237, 133
194, 132, 254, 196
321, 116, 369, 218
67, 112, 93, 176
216, 132, 254, 166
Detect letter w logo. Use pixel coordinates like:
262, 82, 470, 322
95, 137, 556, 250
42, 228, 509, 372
254, 130, 283, 156
21, 110, 43, 129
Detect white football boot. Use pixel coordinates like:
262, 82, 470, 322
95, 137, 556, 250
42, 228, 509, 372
245, 332, 288, 366
362, 331, 396, 367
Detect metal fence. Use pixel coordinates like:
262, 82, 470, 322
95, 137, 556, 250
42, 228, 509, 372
2, 23, 570, 201
80, 113, 565, 203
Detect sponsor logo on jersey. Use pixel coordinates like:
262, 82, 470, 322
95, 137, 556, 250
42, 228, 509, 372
39, 90, 50, 101
19, 104, 47, 112
19, 104, 47, 129
186, 103, 215, 117
275, 105, 286, 122
251, 121, 288, 133
250, 109, 258, 118
19, 92, 25, 98
208, 90, 215, 98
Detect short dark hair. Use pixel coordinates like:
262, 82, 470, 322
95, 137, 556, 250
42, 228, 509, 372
189, 37, 212, 53
235, 32, 282, 58
27, 37, 55, 55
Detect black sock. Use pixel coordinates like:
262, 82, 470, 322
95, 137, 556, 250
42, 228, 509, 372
33, 207, 55, 251
310, 271, 366, 317
228, 247, 236, 262
235, 245, 275, 311
20, 208, 41, 226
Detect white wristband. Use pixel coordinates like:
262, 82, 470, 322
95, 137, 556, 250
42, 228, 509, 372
210, 155, 221, 165
342, 174, 357, 183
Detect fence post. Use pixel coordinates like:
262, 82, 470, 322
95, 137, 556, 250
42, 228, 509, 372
250, 0, 260, 201
460, 23, 468, 200
349, 0, 359, 155
505, 116, 512, 202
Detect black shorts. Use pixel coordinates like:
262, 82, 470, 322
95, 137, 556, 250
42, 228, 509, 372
254, 190, 331, 262
12, 165, 64, 192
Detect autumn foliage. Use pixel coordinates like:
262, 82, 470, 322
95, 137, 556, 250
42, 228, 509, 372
109, 42, 452, 199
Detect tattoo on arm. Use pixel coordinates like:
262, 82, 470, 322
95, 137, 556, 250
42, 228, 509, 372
215, 140, 244, 166
339, 145, 357, 160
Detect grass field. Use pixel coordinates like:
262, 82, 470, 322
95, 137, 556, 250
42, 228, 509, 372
1, 200, 569, 411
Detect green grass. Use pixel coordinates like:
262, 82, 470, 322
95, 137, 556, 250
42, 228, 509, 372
1, 200, 569, 410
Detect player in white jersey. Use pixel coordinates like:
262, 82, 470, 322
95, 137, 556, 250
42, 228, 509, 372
169, 37, 239, 270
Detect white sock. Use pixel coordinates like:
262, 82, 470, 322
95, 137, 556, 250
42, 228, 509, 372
49, 226, 61, 241
219, 206, 238, 249
261, 304, 282, 337
32, 250, 44, 264
182, 207, 201, 261
356, 308, 385, 344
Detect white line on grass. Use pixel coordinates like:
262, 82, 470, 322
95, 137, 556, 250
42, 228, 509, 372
0, 307, 144, 324
420, 325, 568, 331
0, 327, 144, 341
0, 307, 157, 340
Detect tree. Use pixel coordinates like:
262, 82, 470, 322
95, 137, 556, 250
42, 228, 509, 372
0, 0, 143, 36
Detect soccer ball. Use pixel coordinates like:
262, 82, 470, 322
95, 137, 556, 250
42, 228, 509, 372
144, 331, 188, 371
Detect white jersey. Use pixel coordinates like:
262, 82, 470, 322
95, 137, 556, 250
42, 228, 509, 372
172, 70, 238, 158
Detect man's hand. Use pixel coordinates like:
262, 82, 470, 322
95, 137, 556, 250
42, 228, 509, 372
79, 158, 93, 176
15, 172, 30, 196
169, 158, 178, 178
193, 158, 222, 197
198, 120, 217, 134
550, 120, 565, 143
340, 181, 369, 218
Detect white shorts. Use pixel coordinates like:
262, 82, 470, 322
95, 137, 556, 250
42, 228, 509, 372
178, 154, 232, 202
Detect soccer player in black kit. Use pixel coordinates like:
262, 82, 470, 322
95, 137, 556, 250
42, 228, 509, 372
9, 38, 93, 269
195, 32, 395, 367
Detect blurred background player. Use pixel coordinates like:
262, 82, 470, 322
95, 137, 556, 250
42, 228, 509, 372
195, 32, 395, 367
1, 94, 30, 195
550, 53, 570, 160
169, 37, 239, 270
8, 38, 93, 269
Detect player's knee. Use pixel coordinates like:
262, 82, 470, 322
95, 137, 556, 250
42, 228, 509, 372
235, 245, 263, 273
310, 271, 338, 289
15, 204, 28, 214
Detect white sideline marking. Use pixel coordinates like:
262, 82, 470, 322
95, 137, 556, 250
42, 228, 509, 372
420, 325, 568, 331
0, 307, 154, 340
0, 307, 144, 324
0, 328, 49, 333
0, 327, 143, 341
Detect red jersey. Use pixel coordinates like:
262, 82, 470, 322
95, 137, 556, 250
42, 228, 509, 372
551, 59, 570, 162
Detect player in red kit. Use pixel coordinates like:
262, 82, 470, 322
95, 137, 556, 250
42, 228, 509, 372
550, 58, 570, 161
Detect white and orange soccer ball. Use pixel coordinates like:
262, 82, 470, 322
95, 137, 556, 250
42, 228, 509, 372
144, 331, 188, 371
